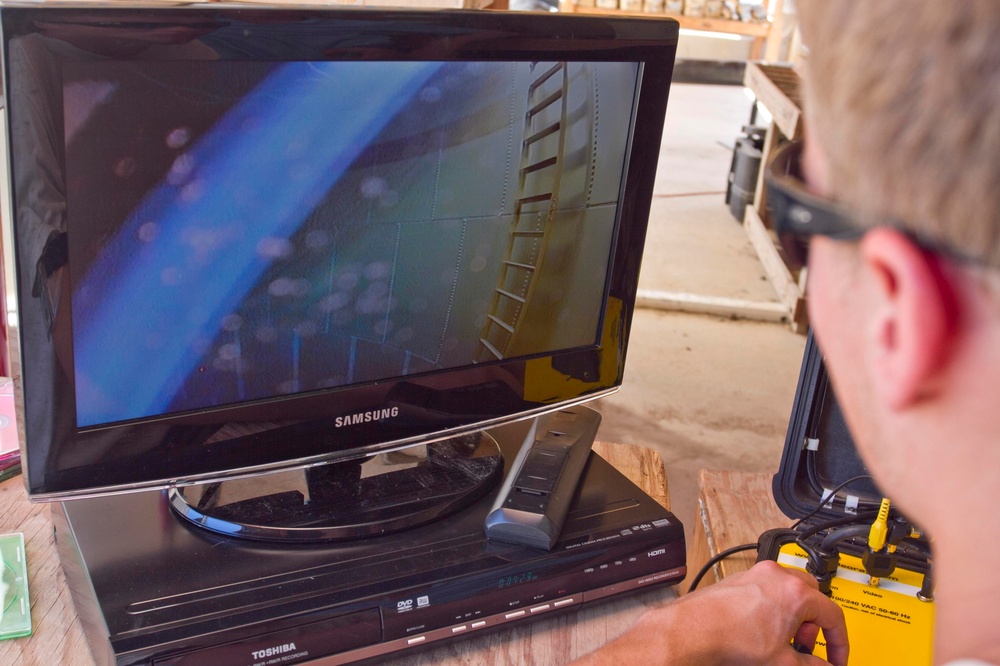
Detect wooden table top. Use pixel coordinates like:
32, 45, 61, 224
686, 469, 792, 592
0, 441, 677, 666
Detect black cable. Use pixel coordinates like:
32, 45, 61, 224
802, 371, 836, 492
791, 474, 875, 529
804, 455, 880, 514
818, 523, 870, 553
793, 510, 878, 586
796, 509, 878, 542
688, 510, 877, 596
799, 373, 880, 515
687, 542, 758, 593
897, 539, 931, 560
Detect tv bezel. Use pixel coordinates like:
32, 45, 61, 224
1, 4, 678, 501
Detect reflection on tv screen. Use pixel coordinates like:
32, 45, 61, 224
65, 60, 640, 427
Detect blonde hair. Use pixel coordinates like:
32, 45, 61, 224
798, 0, 1000, 266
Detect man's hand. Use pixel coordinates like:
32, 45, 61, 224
571, 560, 849, 665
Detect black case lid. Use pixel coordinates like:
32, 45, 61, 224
772, 331, 886, 521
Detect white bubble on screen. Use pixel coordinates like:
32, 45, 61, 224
167, 153, 196, 185
161, 267, 183, 286
420, 86, 442, 103
306, 229, 331, 249
268, 277, 310, 298
165, 127, 192, 149
360, 177, 387, 199
221, 314, 243, 332
319, 292, 351, 313
136, 221, 159, 243
257, 237, 294, 259
255, 326, 278, 343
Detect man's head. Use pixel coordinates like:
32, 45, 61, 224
794, 0, 1000, 536
798, 1, 1000, 263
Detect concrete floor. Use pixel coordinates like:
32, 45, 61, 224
591, 83, 808, 547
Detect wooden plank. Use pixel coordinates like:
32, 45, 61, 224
635, 289, 788, 324
763, 0, 786, 62
742, 205, 807, 329
752, 122, 781, 222
676, 14, 770, 37
683, 496, 713, 594
687, 469, 793, 589
743, 61, 803, 140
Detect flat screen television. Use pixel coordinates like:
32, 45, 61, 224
2, 4, 677, 541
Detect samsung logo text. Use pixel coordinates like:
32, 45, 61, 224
334, 406, 400, 428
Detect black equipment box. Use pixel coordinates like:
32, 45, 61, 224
771, 332, 884, 520
758, 332, 934, 663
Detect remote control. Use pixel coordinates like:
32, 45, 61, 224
484, 405, 601, 550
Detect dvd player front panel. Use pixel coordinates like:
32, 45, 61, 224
378, 518, 686, 642
132, 519, 685, 666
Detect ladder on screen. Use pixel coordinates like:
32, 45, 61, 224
477, 61, 569, 363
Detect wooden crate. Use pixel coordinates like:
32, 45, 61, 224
741, 62, 809, 332
743, 62, 803, 140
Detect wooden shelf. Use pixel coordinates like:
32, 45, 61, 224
675, 13, 770, 36
562, 5, 770, 37
559, 1, 776, 58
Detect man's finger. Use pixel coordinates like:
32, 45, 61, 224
779, 565, 822, 591
803, 597, 849, 666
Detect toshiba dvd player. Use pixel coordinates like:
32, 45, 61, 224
52, 420, 686, 666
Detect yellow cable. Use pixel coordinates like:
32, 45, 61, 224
868, 497, 891, 552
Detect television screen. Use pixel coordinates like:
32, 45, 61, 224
67, 59, 635, 428
2, 7, 676, 501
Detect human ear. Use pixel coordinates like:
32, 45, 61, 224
858, 227, 958, 410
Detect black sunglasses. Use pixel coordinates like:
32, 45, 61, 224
765, 140, 984, 270
765, 141, 867, 270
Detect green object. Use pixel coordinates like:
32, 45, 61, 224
0, 532, 31, 640
0, 462, 21, 484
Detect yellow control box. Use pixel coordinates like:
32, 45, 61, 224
776, 542, 934, 663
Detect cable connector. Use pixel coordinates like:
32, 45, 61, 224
801, 542, 839, 596
861, 547, 898, 583
863, 498, 897, 585
867, 498, 891, 552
